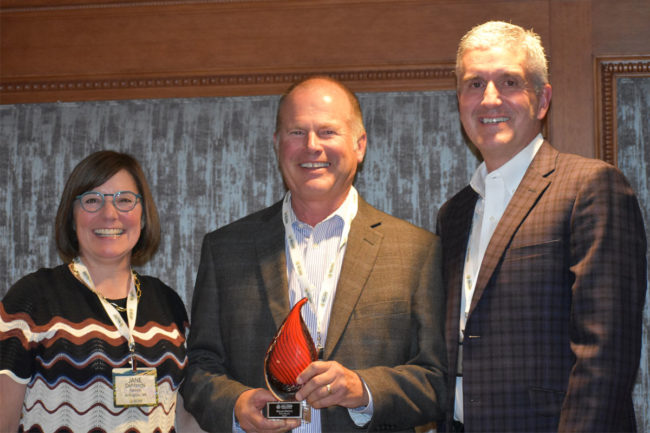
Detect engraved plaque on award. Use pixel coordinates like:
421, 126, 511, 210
263, 297, 318, 421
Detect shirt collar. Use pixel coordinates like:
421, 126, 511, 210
470, 133, 544, 199
287, 186, 359, 229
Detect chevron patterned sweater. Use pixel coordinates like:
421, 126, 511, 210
1, 265, 188, 433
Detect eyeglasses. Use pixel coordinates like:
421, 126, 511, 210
75, 191, 142, 213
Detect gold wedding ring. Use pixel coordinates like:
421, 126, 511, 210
326, 383, 332, 394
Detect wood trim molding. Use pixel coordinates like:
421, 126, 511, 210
0, 64, 456, 104
595, 56, 650, 166
0, 0, 399, 11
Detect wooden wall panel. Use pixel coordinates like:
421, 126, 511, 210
548, 0, 592, 156
592, 0, 650, 56
595, 57, 650, 165
1, 0, 549, 102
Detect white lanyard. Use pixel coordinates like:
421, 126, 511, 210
462, 178, 505, 337
460, 204, 483, 341
70, 257, 139, 370
281, 189, 358, 350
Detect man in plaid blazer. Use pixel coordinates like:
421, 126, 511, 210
436, 21, 647, 432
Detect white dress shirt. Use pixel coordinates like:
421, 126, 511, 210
454, 134, 544, 423
286, 187, 373, 433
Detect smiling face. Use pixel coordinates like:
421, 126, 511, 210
73, 169, 143, 269
274, 79, 366, 221
457, 45, 551, 171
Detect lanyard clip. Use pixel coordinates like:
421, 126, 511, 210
316, 333, 324, 359
129, 341, 137, 371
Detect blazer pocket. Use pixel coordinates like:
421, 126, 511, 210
528, 387, 565, 417
505, 238, 562, 262
353, 300, 409, 319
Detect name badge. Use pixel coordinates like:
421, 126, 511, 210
113, 367, 158, 407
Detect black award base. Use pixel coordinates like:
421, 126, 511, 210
264, 401, 311, 422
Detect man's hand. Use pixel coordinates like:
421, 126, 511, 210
234, 388, 301, 433
295, 360, 369, 409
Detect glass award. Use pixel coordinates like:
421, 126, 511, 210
263, 297, 318, 421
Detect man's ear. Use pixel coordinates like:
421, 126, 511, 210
355, 133, 367, 164
536, 84, 552, 120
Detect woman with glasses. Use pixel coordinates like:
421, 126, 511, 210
0, 151, 189, 432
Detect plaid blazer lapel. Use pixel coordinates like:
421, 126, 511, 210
470, 142, 557, 315
255, 202, 292, 331
442, 187, 478, 339
324, 198, 382, 360
440, 186, 479, 382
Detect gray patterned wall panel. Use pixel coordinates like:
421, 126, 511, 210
616, 77, 650, 432
0, 91, 476, 303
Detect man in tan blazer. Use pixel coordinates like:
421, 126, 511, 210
182, 76, 447, 433
437, 21, 647, 432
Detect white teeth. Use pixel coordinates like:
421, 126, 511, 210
300, 162, 330, 168
94, 228, 124, 236
481, 117, 509, 124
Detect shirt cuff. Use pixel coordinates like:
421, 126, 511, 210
232, 410, 246, 433
348, 380, 374, 426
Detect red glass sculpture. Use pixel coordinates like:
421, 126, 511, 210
264, 297, 318, 401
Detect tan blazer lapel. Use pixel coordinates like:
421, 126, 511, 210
470, 142, 557, 315
255, 203, 291, 330
323, 199, 382, 360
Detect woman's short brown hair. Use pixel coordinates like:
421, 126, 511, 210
55, 150, 161, 266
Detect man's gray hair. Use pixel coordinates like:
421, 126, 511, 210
456, 21, 549, 92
